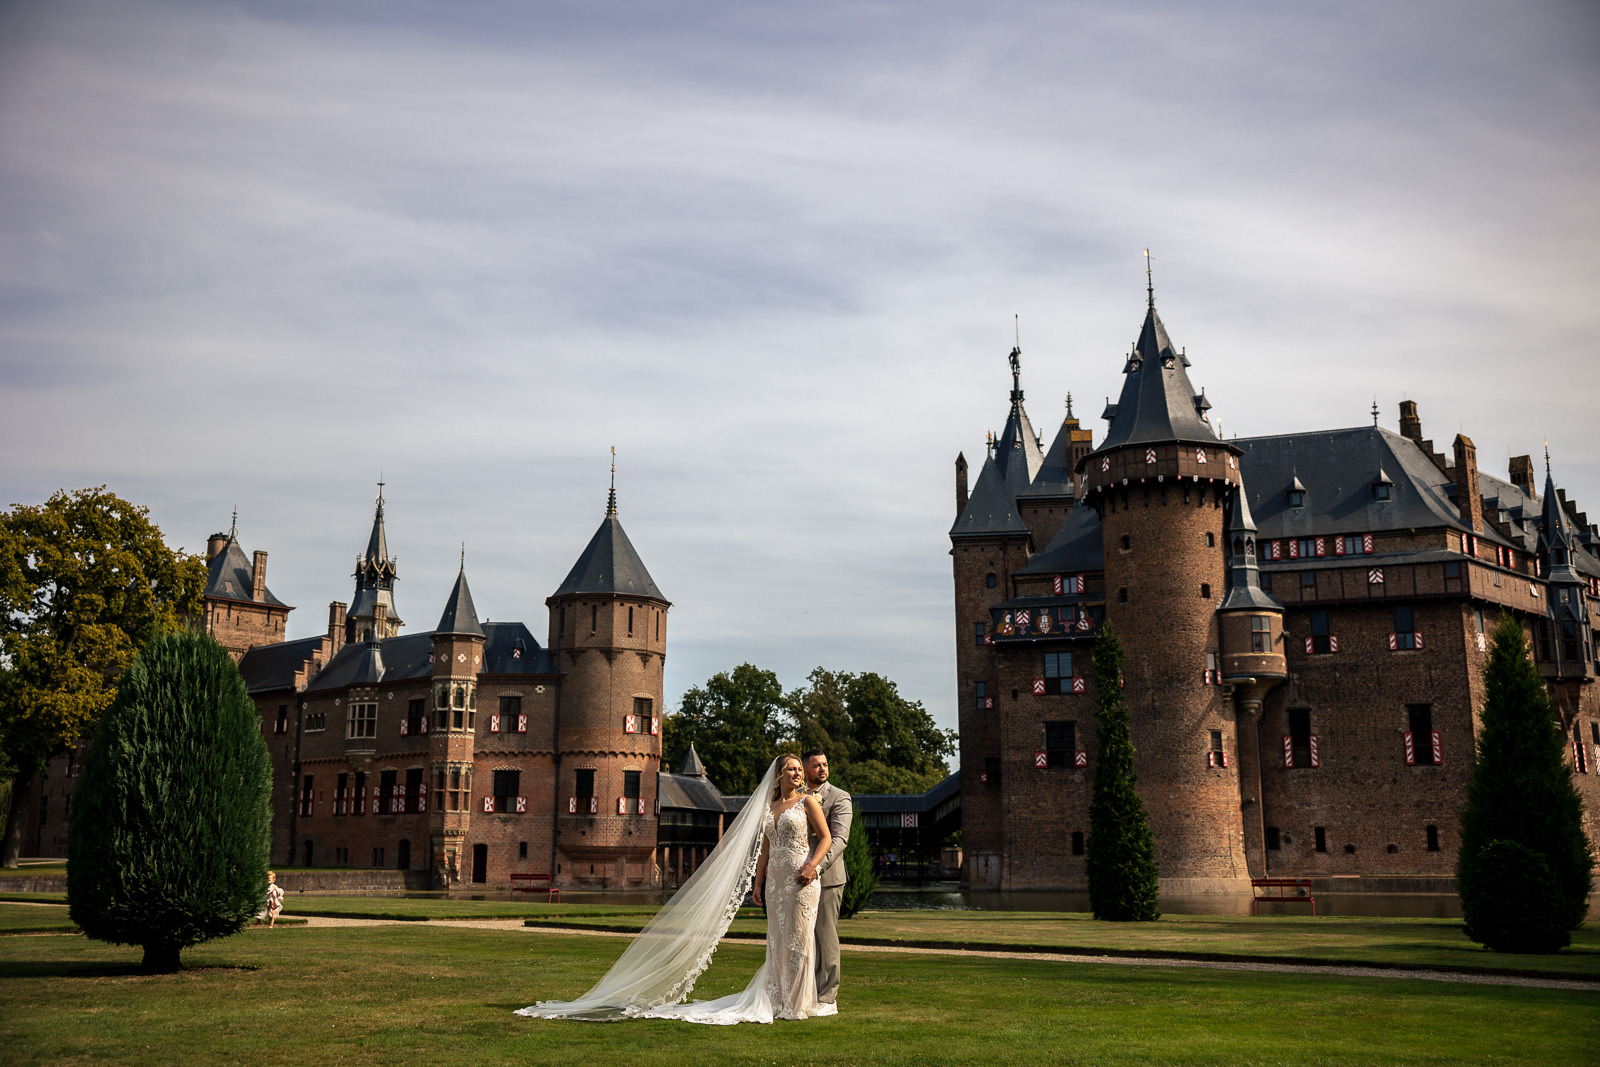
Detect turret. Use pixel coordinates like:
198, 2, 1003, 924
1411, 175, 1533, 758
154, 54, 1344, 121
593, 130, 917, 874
1075, 279, 1249, 886
546, 468, 669, 886
1537, 459, 1594, 691
429, 560, 484, 889
347, 482, 403, 643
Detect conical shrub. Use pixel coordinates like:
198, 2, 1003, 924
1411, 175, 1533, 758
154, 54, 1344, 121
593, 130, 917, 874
69, 630, 272, 971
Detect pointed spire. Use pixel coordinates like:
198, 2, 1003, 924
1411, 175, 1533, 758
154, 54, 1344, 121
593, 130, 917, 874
1143, 248, 1155, 310
1221, 483, 1280, 612
607, 447, 618, 516
436, 560, 484, 638
229, 507, 238, 542
554, 494, 667, 600
348, 480, 402, 639
678, 743, 708, 777
1093, 294, 1222, 452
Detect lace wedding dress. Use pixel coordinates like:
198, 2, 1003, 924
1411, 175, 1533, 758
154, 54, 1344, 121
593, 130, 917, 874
516, 759, 824, 1025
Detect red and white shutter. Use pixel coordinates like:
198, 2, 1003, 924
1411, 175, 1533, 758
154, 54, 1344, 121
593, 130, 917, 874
1288, 539, 1300, 559
1032, 679, 1046, 695
1414, 631, 1425, 650
1329, 634, 1340, 653
637, 798, 647, 815
568, 796, 577, 813
399, 719, 408, 736
1362, 533, 1375, 554
1074, 750, 1087, 768
489, 713, 501, 733
625, 714, 637, 733
1309, 736, 1320, 768
417, 784, 427, 812
588, 796, 599, 814
419, 717, 428, 734
1431, 731, 1443, 765
1053, 575, 1064, 594
1403, 731, 1416, 765
1034, 751, 1048, 769
617, 797, 628, 815
1315, 537, 1327, 557
1304, 636, 1314, 654
483, 795, 496, 813
1389, 632, 1399, 650
517, 715, 528, 733
1072, 677, 1086, 694
1283, 735, 1294, 768
649, 717, 660, 736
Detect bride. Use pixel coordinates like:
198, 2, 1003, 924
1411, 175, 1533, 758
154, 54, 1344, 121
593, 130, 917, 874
516, 754, 833, 1024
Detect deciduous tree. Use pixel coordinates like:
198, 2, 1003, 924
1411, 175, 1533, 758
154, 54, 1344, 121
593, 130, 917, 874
662, 663, 788, 796
0, 487, 205, 867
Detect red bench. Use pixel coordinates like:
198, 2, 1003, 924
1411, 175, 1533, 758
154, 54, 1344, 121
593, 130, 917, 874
1251, 877, 1316, 915
511, 872, 560, 902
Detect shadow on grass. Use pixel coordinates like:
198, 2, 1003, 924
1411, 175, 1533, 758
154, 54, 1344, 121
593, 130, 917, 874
0, 959, 261, 979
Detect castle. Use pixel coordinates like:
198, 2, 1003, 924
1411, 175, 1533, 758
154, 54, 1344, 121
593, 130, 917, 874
201, 483, 669, 890
952, 287, 1600, 892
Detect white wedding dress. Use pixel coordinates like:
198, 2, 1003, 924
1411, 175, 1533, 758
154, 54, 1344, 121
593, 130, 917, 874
516, 759, 824, 1025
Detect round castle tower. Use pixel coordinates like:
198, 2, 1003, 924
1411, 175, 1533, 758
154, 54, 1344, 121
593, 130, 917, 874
1076, 288, 1254, 886
545, 483, 670, 887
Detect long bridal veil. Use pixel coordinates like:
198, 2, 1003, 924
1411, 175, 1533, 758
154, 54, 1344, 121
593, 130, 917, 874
516, 757, 781, 1021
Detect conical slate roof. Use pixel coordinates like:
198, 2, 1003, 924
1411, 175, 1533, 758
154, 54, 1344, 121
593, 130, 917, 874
1220, 482, 1281, 613
203, 533, 287, 606
436, 565, 485, 637
1021, 418, 1075, 498
553, 505, 666, 600
1097, 302, 1222, 452
678, 744, 708, 777
1540, 468, 1585, 588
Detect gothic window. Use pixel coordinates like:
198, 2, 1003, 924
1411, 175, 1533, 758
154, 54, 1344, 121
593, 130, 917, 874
634, 696, 654, 736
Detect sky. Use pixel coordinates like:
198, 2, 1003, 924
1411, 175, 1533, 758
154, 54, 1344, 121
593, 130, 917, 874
2, 0, 1598, 735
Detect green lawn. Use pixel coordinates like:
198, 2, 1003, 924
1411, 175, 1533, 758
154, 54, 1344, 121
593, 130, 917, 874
0, 922, 1594, 1066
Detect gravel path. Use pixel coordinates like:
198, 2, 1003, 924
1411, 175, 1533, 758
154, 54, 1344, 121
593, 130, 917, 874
287, 916, 1600, 993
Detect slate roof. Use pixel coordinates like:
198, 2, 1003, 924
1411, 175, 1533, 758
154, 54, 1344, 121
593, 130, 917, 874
553, 509, 666, 601
1220, 483, 1282, 613
1095, 303, 1222, 452
238, 634, 325, 695
950, 453, 1030, 538
1019, 418, 1076, 499
304, 621, 555, 692
853, 771, 960, 814
435, 566, 485, 638
1015, 502, 1103, 575
1236, 426, 1492, 542
204, 536, 288, 607
677, 744, 708, 777
657, 771, 730, 813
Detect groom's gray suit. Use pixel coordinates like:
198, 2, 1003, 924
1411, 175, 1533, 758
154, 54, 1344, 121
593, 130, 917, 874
810, 780, 852, 1006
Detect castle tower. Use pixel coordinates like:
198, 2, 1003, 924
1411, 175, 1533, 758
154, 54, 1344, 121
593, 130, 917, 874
1217, 480, 1287, 875
430, 560, 485, 887
1537, 458, 1595, 712
1075, 287, 1251, 886
347, 483, 403, 643
202, 513, 293, 660
546, 477, 669, 887
950, 344, 1045, 889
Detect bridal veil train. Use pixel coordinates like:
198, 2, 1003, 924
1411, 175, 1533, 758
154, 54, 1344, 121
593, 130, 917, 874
516, 757, 805, 1024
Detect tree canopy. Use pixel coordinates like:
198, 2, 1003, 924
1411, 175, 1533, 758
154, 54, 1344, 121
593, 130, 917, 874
0, 487, 206, 866
664, 665, 955, 796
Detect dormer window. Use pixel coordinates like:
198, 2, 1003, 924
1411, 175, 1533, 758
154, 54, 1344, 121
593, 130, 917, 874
1373, 467, 1394, 501
1286, 473, 1306, 509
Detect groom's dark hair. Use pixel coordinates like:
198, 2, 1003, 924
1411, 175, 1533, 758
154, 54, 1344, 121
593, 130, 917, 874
801, 749, 827, 761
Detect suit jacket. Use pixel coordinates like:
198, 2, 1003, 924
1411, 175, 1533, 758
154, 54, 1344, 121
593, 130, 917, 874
811, 782, 853, 888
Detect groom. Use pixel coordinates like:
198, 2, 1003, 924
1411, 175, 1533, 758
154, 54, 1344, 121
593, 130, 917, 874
800, 749, 851, 1016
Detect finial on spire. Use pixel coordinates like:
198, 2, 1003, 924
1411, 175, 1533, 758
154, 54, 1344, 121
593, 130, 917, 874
1545, 440, 1551, 476
1007, 321, 1023, 413
1065, 392, 1073, 418
460, 543, 466, 568
607, 447, 618, 516
229, 507, 237, 540
1143, 249, 1154, 309
1371, 398, 1379, 426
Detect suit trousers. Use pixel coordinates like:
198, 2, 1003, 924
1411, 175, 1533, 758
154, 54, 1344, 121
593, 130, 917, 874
814, 883, 843, 1003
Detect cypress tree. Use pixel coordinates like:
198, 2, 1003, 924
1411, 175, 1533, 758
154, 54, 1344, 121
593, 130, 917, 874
1086, 624, 1160, 921
1458, 615, 1594, 952
838, 803, 877, 919
68, 630, 272, 972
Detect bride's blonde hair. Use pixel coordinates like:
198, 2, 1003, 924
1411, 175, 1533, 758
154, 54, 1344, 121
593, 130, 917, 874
770, 754, 805, 800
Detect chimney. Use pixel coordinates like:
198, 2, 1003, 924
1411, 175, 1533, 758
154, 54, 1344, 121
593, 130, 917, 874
1398, 400, 1422, 442
328, 601, 347, 653
1508, 455, 1535, 497
1453, 434, 1481, 533
251, 551, 268, 601
955, 453, 969, 518
207, 532, 229, 562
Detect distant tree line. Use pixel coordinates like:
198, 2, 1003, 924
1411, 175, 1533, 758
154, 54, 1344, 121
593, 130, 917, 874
662, 665, 956, 797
